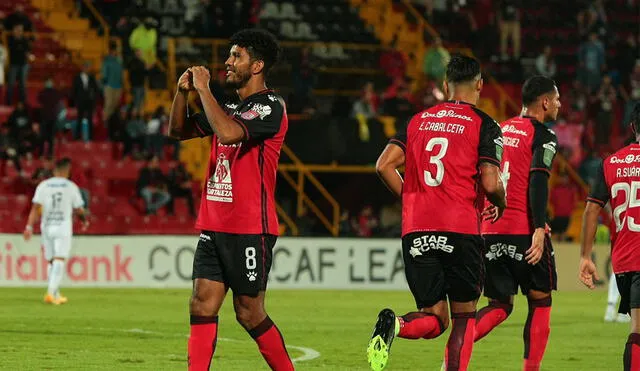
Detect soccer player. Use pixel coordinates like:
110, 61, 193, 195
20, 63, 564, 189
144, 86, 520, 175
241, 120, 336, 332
580, 103, 640, 371
23, 157, 88, 305
368, 54, 506, 371
475, 75, 560, 371
167, 29, 293, 371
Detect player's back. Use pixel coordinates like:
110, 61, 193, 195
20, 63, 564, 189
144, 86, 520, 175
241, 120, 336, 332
482, 116, 555, 235
401, 101, 501, 236
599, 144, 640, 273
33, 177, 83, 237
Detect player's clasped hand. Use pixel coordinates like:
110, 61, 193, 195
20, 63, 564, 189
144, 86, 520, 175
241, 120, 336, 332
177, 69, 194, 92
191, 66, 211, 93
579, 257, 600, 290
481, 204, 504, 223
525, 228, 545, 265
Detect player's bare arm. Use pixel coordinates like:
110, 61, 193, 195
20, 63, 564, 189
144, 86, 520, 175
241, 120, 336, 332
579, 201, 603, 289
479, 162, 506, 222
23, 203, 41, 241
376, 143, 405, 198
168, 69, 200, 140
191, 66, 245, 145
75, 207, 90, 231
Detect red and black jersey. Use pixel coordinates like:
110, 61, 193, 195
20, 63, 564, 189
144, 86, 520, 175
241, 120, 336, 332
390, 100, 503, 236
482, 116, 558, 235
587, 144, 640, 274
193, 89, 287, 236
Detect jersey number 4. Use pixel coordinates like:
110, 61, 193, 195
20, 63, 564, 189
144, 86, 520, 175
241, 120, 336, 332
612, 181, 640, 232
424, 138, 449, 187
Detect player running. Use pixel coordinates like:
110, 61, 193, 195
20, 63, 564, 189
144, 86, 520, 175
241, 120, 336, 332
368, 54, 506, 371
580, 103, 640, 371
475, 75, 560, 371
23, 158, 88, 305
167, 29, 293, 371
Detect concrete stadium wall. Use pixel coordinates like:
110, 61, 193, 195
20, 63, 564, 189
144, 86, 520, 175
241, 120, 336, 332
0, 234, 613, 291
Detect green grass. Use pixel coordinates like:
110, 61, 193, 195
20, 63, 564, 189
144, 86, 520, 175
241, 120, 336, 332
0, 288, 628, 370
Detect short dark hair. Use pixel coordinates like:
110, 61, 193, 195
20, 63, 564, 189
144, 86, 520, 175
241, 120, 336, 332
229, 28, 280, 74
522, 75, 557, 106
631, 102, 640, 134
55, 157, 72, 170
445, 54, 481, 84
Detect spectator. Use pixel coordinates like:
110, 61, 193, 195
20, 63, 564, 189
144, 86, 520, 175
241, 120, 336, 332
145, 106, 167, 158
7, 101, 37, 158
352, 205, 379, 237
101, 42, 123, 122
535, 45, 557, 78
622, 62, 640, 127
292, 46, 318, 101
592, 74, 617, 145
422, 37, 450, 86
136, 155, 170, 215
129, 17, 158, 67
567, 79, 589, 113
550, 173, 577, 241
381, 85, 415, 126
0, 39, 6, 101
579, 150, 603, 189
498, 0, 521, 60
128, 49, 148, 113
616, 34, 638, 81
352, 82, 378, 120
0, 124, 22, 174
31, 156, 54, 186
124, 112, 146, 159
578, 33, 605, 93
4, 4, 32, 33
167, 162, 196, 217
6, 24, 31, 105
339, 210, 353, 237
379, 201, 401, 237
72, 62, 100, 141
37, 77, 63, 156
379, 37, 406, 80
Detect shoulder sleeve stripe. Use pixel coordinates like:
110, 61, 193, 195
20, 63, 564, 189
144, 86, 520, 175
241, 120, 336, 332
586, 197, 606, 207
530, 167, 552, 175
389, 139, 406, 152
232, 117, 250, 140
478, 156, 501, 167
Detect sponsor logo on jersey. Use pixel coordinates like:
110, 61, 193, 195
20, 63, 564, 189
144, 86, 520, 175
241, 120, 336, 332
207, 153, 233, 203
421, 109, 473, 122
409, 235, 454, 257
199, 233, 212, 241
610, 154, 640, 164
241, 103, 272, 120
502, 125, 528, 136
485, 243, 523, 261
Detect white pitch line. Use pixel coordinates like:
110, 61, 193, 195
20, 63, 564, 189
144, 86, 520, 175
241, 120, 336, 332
82, 327, 321, 363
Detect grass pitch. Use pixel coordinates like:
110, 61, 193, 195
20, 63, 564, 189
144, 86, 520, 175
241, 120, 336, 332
0, 288, 627, 370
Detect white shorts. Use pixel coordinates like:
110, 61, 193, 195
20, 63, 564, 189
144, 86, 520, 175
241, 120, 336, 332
42, 235, 72, 261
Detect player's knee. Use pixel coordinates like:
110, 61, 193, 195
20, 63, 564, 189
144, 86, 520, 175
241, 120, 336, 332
436, 314, 450, 333
189, 291, 217, 316
489, 299, 514, 316
234, 306, 265, 330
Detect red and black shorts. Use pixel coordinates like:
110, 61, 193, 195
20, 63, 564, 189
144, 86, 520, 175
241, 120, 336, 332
402, 231, 484, 309
482, 234, 557, 299
192, 231, 277, 296
615, 272, 640, 315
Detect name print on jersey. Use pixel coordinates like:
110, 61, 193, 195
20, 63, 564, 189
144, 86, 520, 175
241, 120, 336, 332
409, 235, 454, 257
207, 153, 234, 203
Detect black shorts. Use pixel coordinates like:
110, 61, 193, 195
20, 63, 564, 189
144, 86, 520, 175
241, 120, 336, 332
615, 272, 640, 315
192, 231, 277, 296
402, 232, 484, 309
482, 234, 557, 299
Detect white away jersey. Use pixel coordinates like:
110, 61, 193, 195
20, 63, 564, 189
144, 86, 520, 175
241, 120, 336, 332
32, 177, 84, 237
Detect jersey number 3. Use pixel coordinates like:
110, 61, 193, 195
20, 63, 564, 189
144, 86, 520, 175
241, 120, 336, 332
424, 138, 449, 187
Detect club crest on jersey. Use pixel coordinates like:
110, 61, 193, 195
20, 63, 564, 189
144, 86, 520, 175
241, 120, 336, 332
409, 235, 454, 257
241, 103, 272, 120
610, 154, 640, 164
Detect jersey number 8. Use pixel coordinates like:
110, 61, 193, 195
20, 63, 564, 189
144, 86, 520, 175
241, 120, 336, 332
424, 137, 449, 187
245, 247, 257, 270
612, 181, 640, 232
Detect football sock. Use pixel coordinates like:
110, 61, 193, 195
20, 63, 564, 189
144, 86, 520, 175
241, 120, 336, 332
397, 312, 445, 339
248, 316, 294, 371
608, 272, 620, 307
624, 333, 640, 371
444, 312, 476, 371
523, 297, 552, 371
188, 315, 218, 371
47, 260, 64, 298
474, 301, 513, 341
